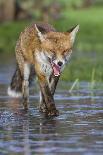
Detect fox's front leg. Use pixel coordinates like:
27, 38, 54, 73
39, 62, 53, 113
39, 74, 60, 112
39, 91, 47, 113
49, 74, 60, 95
38, 75, 59, 116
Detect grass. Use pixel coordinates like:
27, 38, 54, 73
61, 50, 103, 82
0, 6, 103, 52
0, 21, 29, 53
69, 78, 79, 93
54, 6, 103, 52
90, 68, 95, 90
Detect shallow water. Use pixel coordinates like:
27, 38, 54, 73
0, 54, 103, 155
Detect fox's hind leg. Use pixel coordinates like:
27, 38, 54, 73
8, 61, 30, 110
22, 63, 30, 110
15, 51, 30, 110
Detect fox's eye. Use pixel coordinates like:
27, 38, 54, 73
63, 50, 67, 53
63, 50, 68, 56
50, 51, 56, 60
50, 50, 55, 54
47, 50, 56, 60
63, 49, 72, 56
50, 50, 55, 56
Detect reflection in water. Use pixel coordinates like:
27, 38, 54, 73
0, 86, 103, 155
23, 119, 30, 155
0, 55, 103, 155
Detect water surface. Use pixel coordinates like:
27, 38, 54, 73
0, 54, 103, 155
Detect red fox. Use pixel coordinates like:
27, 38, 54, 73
8, 22, 79, 116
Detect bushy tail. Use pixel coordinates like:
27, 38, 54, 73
8, 65, 23, 97
8, 65, 35, 98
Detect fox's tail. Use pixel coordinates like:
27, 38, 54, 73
8, 65, 35, 98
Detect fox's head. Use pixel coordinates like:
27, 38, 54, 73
35, 24, 79, 76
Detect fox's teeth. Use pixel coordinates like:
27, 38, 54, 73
54, 73, 60, 76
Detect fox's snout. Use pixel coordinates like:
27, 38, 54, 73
57, 61, 63, 67
51, 59, 65, 77
52, 59, 65, 69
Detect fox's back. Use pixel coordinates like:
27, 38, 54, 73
32, 22, 56, 33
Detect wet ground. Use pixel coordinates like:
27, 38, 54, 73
0, 54, 103, 155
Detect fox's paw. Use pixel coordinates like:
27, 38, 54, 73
39, 102, 59, 117
39, 103, 47, 113
45, 108, 59, 117
23, 102, 29, 111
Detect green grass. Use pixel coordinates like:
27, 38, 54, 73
0, 21, 29, 53
0, 6, 103, 52
61, 50, 103, 82
54, 6, 103, 52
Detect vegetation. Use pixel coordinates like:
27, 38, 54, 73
61, 50, 103, 82
0, 21, 29, 53
0, 6, 103, 53
54, 6, 103, 52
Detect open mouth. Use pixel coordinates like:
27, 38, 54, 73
51, 63, 61, 76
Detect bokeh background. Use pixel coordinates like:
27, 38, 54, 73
0, 0, 103, 82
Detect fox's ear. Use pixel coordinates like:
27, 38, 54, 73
35, 24, 45, 42
67, 25, 79, 45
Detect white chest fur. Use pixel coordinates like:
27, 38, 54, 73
35, 51, 52, 76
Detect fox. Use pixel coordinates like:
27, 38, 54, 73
8, 22, 79, 116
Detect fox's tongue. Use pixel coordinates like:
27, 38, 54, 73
52, 63, 60, 76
